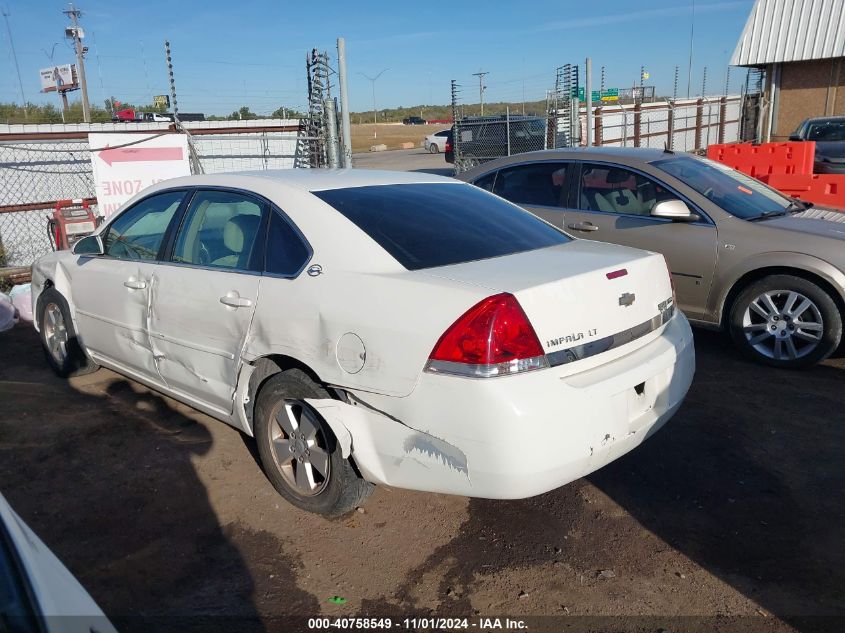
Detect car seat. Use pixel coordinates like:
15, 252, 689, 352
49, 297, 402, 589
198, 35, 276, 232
211, 214, 261, 269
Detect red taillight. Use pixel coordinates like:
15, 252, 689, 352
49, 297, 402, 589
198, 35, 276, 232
426, 293, 548, 378
445, 140, 452, 152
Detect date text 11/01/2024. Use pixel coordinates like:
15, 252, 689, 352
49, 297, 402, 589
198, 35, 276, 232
307, 617, 528, 630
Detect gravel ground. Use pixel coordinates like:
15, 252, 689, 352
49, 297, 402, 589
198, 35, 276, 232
2, 151, 843, 632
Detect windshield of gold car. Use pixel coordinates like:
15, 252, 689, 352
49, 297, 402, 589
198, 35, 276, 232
653, 156, 791, 220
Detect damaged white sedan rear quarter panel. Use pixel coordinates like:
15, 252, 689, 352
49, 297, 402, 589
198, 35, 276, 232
31, 169, 695, 505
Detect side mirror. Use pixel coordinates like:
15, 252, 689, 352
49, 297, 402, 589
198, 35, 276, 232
72, 234, 104, 256
788, 134, 803, 142
651, 199, 700, 222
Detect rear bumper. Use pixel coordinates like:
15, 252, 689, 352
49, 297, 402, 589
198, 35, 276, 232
343, 312, 695, 499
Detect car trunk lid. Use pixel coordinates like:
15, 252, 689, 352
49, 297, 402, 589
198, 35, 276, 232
420, 240, 674, 367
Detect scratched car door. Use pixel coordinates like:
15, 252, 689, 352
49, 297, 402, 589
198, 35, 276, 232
71, 190, 186, 383
149, 189, 264, 415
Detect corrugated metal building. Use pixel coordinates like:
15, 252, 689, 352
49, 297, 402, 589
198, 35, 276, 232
731, 0, 845, 140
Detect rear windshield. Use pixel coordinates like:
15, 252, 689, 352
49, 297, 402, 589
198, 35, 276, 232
313, 183, 569, 270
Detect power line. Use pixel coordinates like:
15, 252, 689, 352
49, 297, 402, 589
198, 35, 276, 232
1, 7, 27, 118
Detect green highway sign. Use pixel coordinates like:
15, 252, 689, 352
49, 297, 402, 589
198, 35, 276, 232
600, 88, 619, 102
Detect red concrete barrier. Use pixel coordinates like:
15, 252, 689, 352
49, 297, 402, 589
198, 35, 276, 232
759, 173, 845, 210
707, 141, 816, 177
708, 141, 845, 211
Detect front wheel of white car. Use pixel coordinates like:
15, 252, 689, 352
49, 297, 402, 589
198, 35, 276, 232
428, 143, 439, 154
729, 274, 842, 369
254, 370, 373, 517
36, 287, 98, 378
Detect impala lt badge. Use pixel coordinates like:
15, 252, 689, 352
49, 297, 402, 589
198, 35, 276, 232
618, 292, 636, 307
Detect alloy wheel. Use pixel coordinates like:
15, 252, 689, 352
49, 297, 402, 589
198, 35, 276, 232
268, 400, 331, 496
741, 290, 824, 361
42, 303, 69, 364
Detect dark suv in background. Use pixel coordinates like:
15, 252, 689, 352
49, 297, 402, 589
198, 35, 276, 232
444, 115, 547, 169
789, 116, 845, 174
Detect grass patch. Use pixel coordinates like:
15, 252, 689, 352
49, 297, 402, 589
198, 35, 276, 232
350, 123, 449, 153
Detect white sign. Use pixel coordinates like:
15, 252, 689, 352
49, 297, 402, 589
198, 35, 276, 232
39, 64, 75, 92
88, 133, 191, 218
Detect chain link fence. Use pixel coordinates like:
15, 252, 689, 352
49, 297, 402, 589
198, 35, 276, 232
450, 96, 743, 175
0, 123, 315, 271
0, 139, 95, 269
449, 65, 746, 175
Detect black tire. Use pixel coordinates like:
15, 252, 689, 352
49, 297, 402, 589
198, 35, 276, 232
729, 274, 842, 369
429, 143, 439, 154
254, 370, 373, 517
36, 287, 98, 378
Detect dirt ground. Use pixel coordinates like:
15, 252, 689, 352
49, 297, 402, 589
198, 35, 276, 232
350, 123, 447, 153
2, 318, 844, 633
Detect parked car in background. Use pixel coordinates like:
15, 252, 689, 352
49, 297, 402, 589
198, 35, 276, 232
0, 493, 117, 633
423, 130, 450, 153
789, 116, 845, 174
460, 147, 845, 369
111, 109, 174, 123
32, 169, 693, 517
445, 115, 547, 170
402, 116, 426, 125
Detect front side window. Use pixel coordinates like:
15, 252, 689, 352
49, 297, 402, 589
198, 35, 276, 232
492, 163, 569, 207
172, 190, 264, 271
652, 156, 790, 219
578, 163, 675, 216
314, 183, 569, 271
104, 190, 184, 261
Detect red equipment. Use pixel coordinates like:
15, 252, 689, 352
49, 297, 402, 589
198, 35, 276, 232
48, 199, 99, 251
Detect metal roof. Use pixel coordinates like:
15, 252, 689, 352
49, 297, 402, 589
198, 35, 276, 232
731, 0, 845, 66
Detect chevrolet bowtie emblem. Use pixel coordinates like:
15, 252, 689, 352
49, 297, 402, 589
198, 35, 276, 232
618, 292, 636, 307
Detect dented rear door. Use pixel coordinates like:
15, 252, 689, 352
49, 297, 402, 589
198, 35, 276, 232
149, 266, 259, 413
148, 189, 266, 414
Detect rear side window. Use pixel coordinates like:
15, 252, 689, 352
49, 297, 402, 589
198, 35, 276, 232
313, 183, 569, 271
493, 163, 569, 206
473, 171, 497, 191
265, 212, 310, 276
171, 190, 264, 271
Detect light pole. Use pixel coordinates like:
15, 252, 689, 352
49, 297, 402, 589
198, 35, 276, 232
359, 69, 388, 139
687, 0, 695, 99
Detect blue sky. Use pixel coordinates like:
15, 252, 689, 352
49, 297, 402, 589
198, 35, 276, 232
1, 0, 754, 116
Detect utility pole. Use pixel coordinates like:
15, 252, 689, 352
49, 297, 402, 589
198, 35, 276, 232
585, 58, 593, 147
358, 69, 388, 139
687, 0, 695, 99
336, 37, 352, 167
472, 71, 488, 116
2, 8, 27, 119
63, 4, 91, 123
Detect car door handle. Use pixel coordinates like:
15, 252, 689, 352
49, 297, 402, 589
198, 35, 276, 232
567, 222, 599, 232
123, 278, 147, 290
219, 293, 254, 308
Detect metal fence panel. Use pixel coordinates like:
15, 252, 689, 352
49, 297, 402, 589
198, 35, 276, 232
0, 122, 310, 270
451, 96, 744, 174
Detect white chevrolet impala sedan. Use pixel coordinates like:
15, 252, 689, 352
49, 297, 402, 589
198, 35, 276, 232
32, 170, 694, 516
